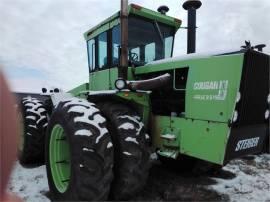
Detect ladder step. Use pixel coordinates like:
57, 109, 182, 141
161, 134, 176, 140
157, 150, 178, 159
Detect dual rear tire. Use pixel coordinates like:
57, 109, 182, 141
45, 98, 150, 201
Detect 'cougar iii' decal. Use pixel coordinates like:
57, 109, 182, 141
193, 80, 229, 101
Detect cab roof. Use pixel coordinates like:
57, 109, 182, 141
84, 4, 182, 40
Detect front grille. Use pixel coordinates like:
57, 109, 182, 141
237, 50, 270, 125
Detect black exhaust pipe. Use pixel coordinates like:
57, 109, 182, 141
183, 0, 202, 54
127, 73, 171, 91
119, 0, 129, 80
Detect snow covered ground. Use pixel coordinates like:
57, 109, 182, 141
7, 154, 270, 201
8, 162, 49, 202
211, 154, 270, 202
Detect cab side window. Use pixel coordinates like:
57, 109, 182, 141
87, 39, 96, 71
87, 26, 120, 72
165, 36, 173, 58
98, 32, 108, 68
112, 25, 120, 66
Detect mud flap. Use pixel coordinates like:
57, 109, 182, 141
224, 124, 268, 163
224, 51, 270, 161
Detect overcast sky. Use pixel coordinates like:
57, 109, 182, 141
0, 0, 270, 93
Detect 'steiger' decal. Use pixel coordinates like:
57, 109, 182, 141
235, 137, 260, 151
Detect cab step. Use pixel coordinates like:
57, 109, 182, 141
160, 134, 176, 141
157, 149, 179, 159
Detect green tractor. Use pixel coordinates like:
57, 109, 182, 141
19, 0, 270, 201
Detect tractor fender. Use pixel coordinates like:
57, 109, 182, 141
87, 90, 151, 107
50, 92, 74, 107
87, 90, 151, 127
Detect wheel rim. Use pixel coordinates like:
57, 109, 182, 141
49, 124, 71, 193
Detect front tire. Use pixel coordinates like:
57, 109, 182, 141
99, 102, 150, 200
19, 96, 48, 165
45, 98, 114, 201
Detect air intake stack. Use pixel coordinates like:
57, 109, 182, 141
119, 0, 129, 80
183, 0, 202, 54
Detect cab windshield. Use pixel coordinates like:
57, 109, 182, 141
87, 15, 176, 71
128, 15, 175, 66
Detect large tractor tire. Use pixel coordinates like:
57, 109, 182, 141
45, 98, 114, 201
99, 102, 151, 200
19, 96, 48, 165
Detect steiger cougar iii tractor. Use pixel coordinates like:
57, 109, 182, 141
19, 0, 270, 200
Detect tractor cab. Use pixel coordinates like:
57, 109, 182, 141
84, 4, 181, 72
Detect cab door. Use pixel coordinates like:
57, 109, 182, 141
88, 31, 111, 91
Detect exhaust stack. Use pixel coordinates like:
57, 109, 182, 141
183, 0, 202, 54
119, 0, 129, 80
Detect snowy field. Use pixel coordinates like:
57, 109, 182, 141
8, 162, 49, 202
8, 154, 270, 201
212, 154, 270, 201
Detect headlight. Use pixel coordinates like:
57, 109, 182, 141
115, 78, 127, 90
232, 111, 238, 122
236, 92, 241, 103
265, 110, 269, 120
267, 94, 270, 104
